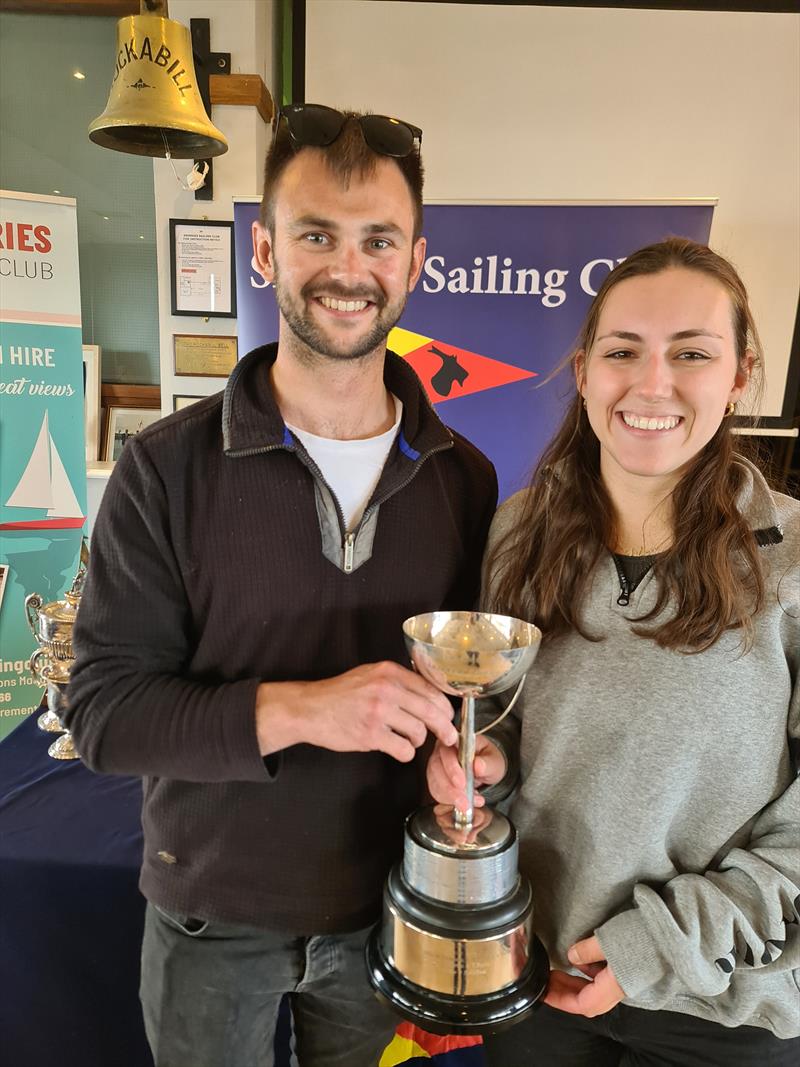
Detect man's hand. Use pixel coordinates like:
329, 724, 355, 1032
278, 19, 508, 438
426, 735, 506, 810
543, 936, 625, 1018
255, 662, 458, 761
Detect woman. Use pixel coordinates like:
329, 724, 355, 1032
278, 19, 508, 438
427, 238, 800, 1065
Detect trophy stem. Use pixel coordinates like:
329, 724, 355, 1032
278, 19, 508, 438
454, 694, 476, 828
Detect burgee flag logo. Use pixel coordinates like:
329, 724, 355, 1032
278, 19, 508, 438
388, 327, 536, 404
379, 1021, 483, 1064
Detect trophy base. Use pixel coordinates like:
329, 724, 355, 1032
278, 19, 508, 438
48, 731, 80, 760
367, 927, 549, 1035
37, 709, 64, 733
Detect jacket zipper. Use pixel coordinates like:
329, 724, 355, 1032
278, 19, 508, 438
611, 555, 631, 606
347, 440, 453, 569
343, 532, 355, 573
230, 437, 454, 574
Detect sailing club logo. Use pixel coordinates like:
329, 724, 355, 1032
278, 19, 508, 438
388, 327, 535, 404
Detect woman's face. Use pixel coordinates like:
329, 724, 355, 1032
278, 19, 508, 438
579, 267, 750, 493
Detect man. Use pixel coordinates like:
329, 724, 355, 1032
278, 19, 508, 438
66, 105, 497, 1067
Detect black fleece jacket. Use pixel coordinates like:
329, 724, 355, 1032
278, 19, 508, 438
66, 344, 497, 933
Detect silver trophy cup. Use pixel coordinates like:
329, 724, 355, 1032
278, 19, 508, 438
24, 540, 88, 760
367, 611, 549, 1035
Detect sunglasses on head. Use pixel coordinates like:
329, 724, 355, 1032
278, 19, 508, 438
275, 103, 423, 158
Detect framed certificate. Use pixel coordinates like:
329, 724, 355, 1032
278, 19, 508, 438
174, 334, 238, 377
169, 219, 236, 318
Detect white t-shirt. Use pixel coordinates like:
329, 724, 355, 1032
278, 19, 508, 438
286, 396, 403, 532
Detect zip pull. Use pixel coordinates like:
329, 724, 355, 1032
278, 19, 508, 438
611, 553, 631, 606
343, 532, 355, 573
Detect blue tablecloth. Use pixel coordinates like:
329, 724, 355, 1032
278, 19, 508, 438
0, 710, 154, 1067
0, 711, 300, 1067
0, 711, 484, 1067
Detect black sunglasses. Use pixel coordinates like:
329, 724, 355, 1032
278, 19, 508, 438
275, 103, 422, 158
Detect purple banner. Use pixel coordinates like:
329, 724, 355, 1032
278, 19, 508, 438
234, 202, 713, 501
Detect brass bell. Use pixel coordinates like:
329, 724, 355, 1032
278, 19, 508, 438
88, 12, 227, 159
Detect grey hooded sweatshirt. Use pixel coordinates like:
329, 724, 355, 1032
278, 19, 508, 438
484, 459, 800, 1037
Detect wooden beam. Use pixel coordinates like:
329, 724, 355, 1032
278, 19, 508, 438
0, 0, 138, 14
210, 74, 273, 126
101, 383, 160, 409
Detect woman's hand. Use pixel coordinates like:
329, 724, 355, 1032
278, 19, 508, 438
544, 936, 625, 1018
426, 734, 506, 810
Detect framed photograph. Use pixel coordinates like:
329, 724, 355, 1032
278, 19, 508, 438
82, 344, 101, 463
174, 395, 205, 411
169, 218, 236, 318
174, 334, 237, 377
103, 406, 162, 462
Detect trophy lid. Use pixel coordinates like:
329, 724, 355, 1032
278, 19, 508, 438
34, 597, 79, 625
25, 539, 87, 640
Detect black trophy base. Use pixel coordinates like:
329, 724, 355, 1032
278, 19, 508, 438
366, 928, 549, 1036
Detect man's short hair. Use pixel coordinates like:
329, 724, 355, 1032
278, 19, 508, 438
260, 110, 424, 240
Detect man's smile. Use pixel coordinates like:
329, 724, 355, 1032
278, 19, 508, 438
316, 295, 373, 315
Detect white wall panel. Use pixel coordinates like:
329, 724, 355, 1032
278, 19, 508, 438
306, 1, 799, 418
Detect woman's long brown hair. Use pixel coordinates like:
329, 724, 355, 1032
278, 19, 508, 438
487, 237, 767, 653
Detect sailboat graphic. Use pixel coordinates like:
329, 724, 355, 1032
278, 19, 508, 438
1, 411, 85, 530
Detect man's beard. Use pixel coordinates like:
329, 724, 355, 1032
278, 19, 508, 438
273, 269, 409, 362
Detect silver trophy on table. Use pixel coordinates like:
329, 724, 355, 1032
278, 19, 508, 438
24, 541, 88, 760
367, 611, 549, 1035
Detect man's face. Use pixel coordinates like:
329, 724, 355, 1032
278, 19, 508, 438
252, 150, 425, 362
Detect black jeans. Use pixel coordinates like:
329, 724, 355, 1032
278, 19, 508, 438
483, 1003, 800, 1067
140, 903, 398, 1067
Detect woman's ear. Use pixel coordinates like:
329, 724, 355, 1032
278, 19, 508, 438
574, 350, 587, 399
729, 348, 755, 404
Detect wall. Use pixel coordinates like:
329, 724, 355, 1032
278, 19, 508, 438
306, 1, 799, 420
153, 0, 276, 415
0, 12, 159, 385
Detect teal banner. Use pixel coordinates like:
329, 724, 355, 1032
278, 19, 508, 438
0, 192, 86, 738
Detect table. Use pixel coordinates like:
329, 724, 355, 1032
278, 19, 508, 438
0, 711, 484, 1067
0, 710, 293, 1067
0, 710, 153, 1066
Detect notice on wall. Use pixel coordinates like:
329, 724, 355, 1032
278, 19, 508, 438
0, 191, 86, 738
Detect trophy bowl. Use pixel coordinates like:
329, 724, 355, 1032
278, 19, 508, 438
402, 610, 541, 697
367, 611, 549, 1035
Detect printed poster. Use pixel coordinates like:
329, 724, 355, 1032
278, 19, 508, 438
0, 191, 86, 738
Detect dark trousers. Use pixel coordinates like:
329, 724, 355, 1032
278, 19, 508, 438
483, 1002, 800, 1067
140, 902, 398, 1067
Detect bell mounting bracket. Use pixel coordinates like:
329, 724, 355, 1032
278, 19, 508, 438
190, 18, 230, 201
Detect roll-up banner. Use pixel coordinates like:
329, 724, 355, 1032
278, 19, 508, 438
0, 191, 86, 738
233, 201, 714, 501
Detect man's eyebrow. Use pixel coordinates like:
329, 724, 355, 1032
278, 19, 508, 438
595, 329, 724, 343
363, 222, 404, 237
288, 216, 405, 237
289, 215, 337, 231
